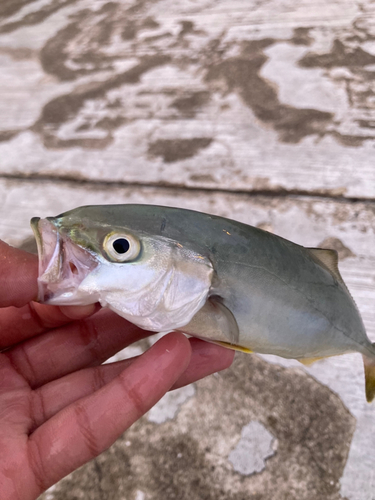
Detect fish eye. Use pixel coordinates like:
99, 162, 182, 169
103, 233, 140, 262
112, 238, 130, 254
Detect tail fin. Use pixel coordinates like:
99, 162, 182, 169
363, 353, 375, 402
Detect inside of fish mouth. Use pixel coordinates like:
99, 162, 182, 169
68, 261, 79, 275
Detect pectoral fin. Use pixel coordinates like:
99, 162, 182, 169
363, 354, 375, 403
179, 296, 240, 345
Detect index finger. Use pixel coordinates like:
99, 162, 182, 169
0, 240, 38, 307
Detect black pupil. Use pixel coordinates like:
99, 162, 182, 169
112, 238, 130, 254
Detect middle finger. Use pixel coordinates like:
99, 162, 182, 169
5, 309, 153, 388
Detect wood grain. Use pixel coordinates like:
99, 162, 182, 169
1, 0, 375, 197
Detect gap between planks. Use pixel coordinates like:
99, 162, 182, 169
1, 173, 375, 205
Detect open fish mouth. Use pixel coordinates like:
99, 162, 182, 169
31, 217, 99, 305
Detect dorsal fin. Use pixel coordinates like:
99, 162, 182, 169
308, 248, 344, 285
308, 247, 357, 307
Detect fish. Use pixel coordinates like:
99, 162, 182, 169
30, 204, 375, 402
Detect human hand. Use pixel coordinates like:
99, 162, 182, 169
0, 240, 234, 500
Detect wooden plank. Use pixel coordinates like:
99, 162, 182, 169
1, 0, 375, 198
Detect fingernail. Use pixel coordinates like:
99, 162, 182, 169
59, 303, 99, 320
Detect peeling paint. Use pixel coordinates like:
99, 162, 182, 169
147, 384, 196, 424
228, 421, 277, 475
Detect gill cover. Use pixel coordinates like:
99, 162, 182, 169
90, 238, 214, 332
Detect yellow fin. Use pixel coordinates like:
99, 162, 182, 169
211, 340, 253, 354
363, 354, 375, 403
298, 356, 325, 366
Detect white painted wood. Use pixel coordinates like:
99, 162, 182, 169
1, 0, 375, 198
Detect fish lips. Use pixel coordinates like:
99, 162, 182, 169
31, 217, 99, 305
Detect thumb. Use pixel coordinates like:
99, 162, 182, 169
0, 240, 38, 308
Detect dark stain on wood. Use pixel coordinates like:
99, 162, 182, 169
33, 55, 171, 148
318, 237, 355, 260
290, 27, 314, 46
299, 39, 375, 68
4, 2, 371, 150
148, 138, 213, 163
171, 91, 210, 117
121, 16, 160, 41
0, 47, 36, 60
0, 0, 77, 34
0, 0, 40, 19
205, 43, 333, 144
0, 130, 21, 142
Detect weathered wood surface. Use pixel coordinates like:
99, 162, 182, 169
1, 0, 375, 197
0, 1, 375, 500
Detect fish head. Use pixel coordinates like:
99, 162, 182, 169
31, 206, 213, 332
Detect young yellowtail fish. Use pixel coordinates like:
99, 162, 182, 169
31, 205, 375, 402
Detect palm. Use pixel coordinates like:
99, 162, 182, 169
0, 242, 234, 500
